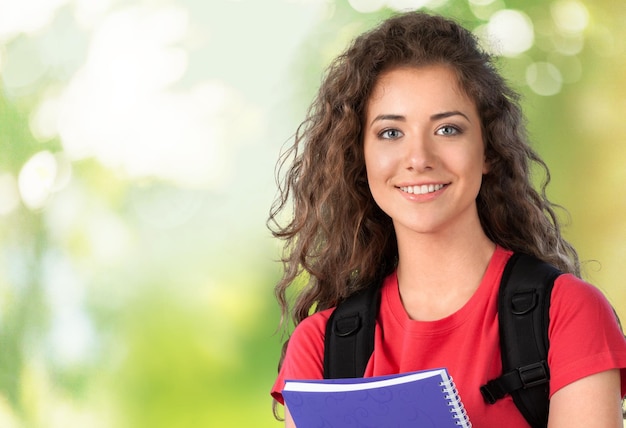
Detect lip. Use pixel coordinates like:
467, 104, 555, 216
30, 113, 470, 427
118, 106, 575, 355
396, 182, 449, 200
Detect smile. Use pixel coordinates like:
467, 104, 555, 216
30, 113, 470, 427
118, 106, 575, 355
399, 184, 446, 195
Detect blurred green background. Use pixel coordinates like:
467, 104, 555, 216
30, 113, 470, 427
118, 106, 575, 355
0, 0, 624, 426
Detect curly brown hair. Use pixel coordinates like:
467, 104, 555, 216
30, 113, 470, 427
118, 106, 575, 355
268, 11, 580, 362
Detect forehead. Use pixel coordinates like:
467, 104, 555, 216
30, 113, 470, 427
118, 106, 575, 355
366, 65, 476, 113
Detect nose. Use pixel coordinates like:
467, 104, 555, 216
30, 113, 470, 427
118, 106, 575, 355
405, 133, 435, 172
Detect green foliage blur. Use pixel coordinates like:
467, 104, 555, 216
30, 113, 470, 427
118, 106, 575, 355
0, 0, 624, 427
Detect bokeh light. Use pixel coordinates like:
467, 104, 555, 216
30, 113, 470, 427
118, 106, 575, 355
485, 9, 534, 56
526, 61, 563, 96
348, 0, 386, 13
551, 0, 589, 34
0, 0, 69, 42
18, 151, 64, 209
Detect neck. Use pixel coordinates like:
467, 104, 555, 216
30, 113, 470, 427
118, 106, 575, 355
394, 227, 495, 321
394, 218, 496, 294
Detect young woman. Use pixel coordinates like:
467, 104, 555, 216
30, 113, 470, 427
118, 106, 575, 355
268, 11, 626, 427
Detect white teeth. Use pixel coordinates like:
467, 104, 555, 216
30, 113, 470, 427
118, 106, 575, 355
400, 184, 445, 195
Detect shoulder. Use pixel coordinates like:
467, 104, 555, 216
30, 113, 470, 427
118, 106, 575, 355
549, 273, 622, 334
272, 309, 333, 403
282, 308, 334, 378
548, 273, 626, 396
272, 308, 335, 403
550, 273, 618, 320
290, 308, 333, 346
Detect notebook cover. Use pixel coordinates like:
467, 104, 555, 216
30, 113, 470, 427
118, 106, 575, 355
283, 368, 470, 428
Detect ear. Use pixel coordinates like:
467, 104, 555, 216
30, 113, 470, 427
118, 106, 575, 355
482, 158, 490, 175
481, 139, 491, 174
482, 153, 491, 175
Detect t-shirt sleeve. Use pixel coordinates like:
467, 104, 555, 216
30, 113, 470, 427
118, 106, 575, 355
548, 274, 626, 397
270, 308, 332, 404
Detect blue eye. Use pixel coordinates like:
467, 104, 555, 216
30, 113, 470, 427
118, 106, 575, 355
379, 129, 403, 139
436, 125, 460, 136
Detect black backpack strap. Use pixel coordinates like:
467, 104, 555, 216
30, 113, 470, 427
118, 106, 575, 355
480, 253, 561, 428
323, 284, 381, 379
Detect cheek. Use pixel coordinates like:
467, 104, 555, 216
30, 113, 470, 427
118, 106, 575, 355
363, 146, 376, 179
365, 145, 394, 176
364, 151, 386, 199
364, 154, 387, 190
459, 144, 488, 176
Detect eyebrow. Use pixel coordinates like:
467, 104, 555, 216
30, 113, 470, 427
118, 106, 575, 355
369, 114, 405, 126
430, 111, 471, 122
369, 110, 471, 127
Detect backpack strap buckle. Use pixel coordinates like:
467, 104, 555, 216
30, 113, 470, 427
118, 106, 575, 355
480, 360, 549, 405
518, 361, 549, 388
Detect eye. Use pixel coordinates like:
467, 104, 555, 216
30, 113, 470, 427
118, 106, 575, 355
379, 128, 403, 140
436, 125, 460, 136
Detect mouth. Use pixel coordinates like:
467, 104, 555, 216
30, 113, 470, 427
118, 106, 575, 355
399, 183, 446, 195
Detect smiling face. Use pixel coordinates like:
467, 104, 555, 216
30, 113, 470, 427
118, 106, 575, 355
363, 65, 489, 239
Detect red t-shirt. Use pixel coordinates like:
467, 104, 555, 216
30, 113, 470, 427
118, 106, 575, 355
271, 247, 626, 427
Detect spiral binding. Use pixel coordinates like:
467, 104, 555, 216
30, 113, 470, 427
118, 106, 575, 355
440, 376, 472, 427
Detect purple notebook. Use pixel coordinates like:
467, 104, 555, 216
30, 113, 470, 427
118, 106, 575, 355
282, 367, 471, 428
